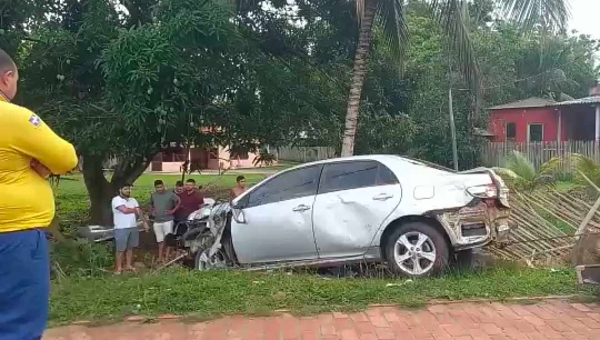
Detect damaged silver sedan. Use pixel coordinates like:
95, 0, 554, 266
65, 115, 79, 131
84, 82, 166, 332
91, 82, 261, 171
190, 155, 511, 277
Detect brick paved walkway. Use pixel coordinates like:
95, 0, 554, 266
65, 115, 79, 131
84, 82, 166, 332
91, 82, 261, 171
43, 300, 600, 340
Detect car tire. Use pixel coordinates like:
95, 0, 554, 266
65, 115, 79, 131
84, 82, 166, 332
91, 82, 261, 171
194, 248, 228, 271
385, 222, 450, 277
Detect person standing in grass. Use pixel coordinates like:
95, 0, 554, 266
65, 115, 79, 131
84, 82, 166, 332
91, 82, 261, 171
172, 180, 186, 235
150, 180, 180, 263
177, 178, 205, 220
230, 175, 247, 200
111, 183, 148, 274
0, 48, 78, 340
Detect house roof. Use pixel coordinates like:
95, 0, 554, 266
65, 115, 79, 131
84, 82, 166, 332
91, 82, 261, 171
553, 96, 600, 107
488, 97, 556, 110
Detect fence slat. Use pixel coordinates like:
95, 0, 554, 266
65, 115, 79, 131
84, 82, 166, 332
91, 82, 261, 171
483, 141, 599, 170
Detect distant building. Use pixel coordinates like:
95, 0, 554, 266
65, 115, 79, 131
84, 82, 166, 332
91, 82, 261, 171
148, 126, 273, 172
486, 84, 600, 142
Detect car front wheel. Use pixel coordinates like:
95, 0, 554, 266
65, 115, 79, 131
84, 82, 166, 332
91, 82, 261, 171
385, 222, 449, 277
194, 248, 228, 271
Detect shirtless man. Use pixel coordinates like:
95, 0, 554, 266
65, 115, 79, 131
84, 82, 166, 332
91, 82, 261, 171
230, 175, 246, 200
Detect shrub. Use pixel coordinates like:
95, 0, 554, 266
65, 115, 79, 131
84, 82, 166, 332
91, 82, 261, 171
49, 239, 113, 278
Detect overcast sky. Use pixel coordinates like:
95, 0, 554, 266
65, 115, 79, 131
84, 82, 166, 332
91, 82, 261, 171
569, 0, 599, 39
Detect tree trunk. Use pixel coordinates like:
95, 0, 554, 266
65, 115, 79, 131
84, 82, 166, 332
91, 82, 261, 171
340, 0, 377, 157
82, 153, 155, 226
82, 155, 114, 226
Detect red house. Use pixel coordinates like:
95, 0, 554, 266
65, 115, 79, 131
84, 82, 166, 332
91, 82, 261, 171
487, 85, 600, 143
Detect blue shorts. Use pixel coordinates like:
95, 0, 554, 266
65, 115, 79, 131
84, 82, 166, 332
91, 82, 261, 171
0, 228, 49, 340
114, 227, 139, 252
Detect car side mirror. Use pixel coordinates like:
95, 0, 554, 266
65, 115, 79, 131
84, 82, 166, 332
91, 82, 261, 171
232, 208, 246, 224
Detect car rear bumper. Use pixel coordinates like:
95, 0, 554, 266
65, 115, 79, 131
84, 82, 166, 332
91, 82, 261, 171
433, 202, 511, 250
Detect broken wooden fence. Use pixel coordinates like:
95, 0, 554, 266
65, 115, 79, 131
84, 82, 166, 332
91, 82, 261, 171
487, 189, 600, 266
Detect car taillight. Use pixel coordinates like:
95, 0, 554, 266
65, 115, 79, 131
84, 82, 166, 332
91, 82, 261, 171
467, 184, 498, 199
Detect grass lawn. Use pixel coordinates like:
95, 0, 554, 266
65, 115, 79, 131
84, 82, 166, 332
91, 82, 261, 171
56, 172, 266, 197
48, 265, 592, 325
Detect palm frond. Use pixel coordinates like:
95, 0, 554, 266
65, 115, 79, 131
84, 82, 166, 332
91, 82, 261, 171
532, 173, 557, 190
493, 167, 533, 191
375, 0, 409, 64
569, 153, 600, 189
493, 167, 520, 180
502, 150, 537, 181
540, 155, 563, 174
497, 0, 571, 32
431, 0, 482, 105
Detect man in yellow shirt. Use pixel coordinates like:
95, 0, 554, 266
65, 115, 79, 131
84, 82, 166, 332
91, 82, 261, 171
0, 49, 78, 340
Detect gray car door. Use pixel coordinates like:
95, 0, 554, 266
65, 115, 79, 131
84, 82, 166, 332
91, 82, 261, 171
231, 165, 323, 264
312, 160, 402, 258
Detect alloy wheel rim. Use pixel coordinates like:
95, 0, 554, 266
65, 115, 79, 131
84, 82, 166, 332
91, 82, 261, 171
393, 231, 437, 275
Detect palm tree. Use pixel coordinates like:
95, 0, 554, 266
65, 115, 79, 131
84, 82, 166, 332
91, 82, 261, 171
339, 0, 571, 157
493, 150, 557, 192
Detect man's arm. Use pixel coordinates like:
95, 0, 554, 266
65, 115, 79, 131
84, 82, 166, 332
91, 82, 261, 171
166, 194, 181, 215
133, 199, 150, 224
10, 108, 78, 174
149, 195, 155, 215
128, 199, 149, 231
112, 197, 136, 214
116, 206, 137, 214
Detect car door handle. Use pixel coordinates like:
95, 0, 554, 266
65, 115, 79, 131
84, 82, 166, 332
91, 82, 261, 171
373, 193, 393, 201
292, 204, 311, 212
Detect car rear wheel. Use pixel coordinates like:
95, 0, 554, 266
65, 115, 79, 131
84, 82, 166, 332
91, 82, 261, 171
385, 222, 449, 277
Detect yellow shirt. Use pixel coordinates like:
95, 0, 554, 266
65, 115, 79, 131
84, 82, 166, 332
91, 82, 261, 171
0, 97, 78, 232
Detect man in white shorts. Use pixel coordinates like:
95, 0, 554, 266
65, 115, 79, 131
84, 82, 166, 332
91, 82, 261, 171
150, 180, 180, 263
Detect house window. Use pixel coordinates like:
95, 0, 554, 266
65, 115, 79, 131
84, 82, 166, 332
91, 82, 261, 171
505, 122, 516, 141
528, 124, 543, 142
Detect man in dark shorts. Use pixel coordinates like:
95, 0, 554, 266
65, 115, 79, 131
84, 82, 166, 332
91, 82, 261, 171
0, 48, 78, 340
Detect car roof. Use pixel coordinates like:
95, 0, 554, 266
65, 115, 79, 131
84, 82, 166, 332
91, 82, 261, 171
290, 154, 416, 167
232, 155, 451, 204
